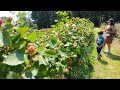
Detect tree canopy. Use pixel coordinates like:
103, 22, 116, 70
31, 11, 120, 29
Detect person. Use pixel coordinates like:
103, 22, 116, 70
96, 31, 105, 60
102, 18, 116, 53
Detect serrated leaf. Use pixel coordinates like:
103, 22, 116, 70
12, 34, 21, 44
16, 38, 24, 45
64, 42, 72, 47
18, 18, 24, 24
4, 24, 13, 29
36, 32, 42, 37
43, 54, 57, 58
0, 63, 6, 70
17, 27, 29, 37
19, 41, 27, 49
37, 65, 48, 77
11, 64, 24, 73
73, 48, 80, 54
35, 55, 48, 65
31, 68, 38, 79
21, 12, 27, 17
50, 37, 57, 48
47, 69, 56, 77
58, 50, 68, 58
3, 52, 27, 66
22, 68, 38, 79
72, 66, 77, 72
2, 30, 12, 46
27, 32, 37, 42
25, 72, 32, 78
6, 71, 22, 79
23, 22, 29, 27
82, 75, 89, 79
3, 35, 12, 46
38, 43, 47, 54
22, 71, 32, 79
0, 31, 3, 47
0, 32, 11, 47
45, 49, 56, 55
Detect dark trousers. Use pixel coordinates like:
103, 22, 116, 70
97, 47, 103, 54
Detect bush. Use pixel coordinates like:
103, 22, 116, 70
115, 23, 120, 39
0, 11, 95, 79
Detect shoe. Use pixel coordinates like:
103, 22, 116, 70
106, 50, 110, 53
101, 48, 104, 51
102, 49, 106, 52
96, 56, 101, 60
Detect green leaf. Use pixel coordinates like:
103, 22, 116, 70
45, 49, 56, 55
71, 66, 77, 72
19, 41, 27, 49
11, 64, 24, 73
36, 32, 42, 37
35, 55, 48, 65
3, 36, 12, 46
64, 42, 72, 47
51, 25, 56, 28
0, 70, 8, 79
12, 34, 21, 44
58, 50, 68, 58
47, 68, 56, 77
43, 54, 57, 58
73, 48, 80, 54
37, 65, 48, 78
18, 18, 24, 24
21, 12, 27, 17
16, 38, 24, 45
0, 31, 11, 47
22, 68, 38, 79
50, 37, 57, 48
0, 31, 3, 47
27, 32, 37, 42
82, 75, 89, 79
2, 30, 9, 36
4, 24, 13, 29
0, 63, 6, 71
31, 68, 38, 78
38, 43, 47, 54
6, 71, 22, 79
2, 30, 12, 46
17, 27, 29, 37
3, 52, 27, 66
25, 72, 32, 78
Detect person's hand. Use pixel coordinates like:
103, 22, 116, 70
98, 46, 101, 48
96, 45, 99, 48
97, 46, 101, 48
106, 31, 110, 33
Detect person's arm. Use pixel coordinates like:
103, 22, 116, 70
98, 42, 105, 48
98, 38, 105, 48
110, 26, 116, 34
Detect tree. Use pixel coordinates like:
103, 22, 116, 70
31, 11, 120, 29
31, 11, 58, 29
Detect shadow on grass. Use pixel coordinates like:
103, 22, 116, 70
98, 59, 108, 65
92, 56, 108, 65
103, 52, 120, 61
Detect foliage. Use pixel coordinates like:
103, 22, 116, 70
115, 23, 120, 39
0, 11, 95, 79
31, 11, 120, 29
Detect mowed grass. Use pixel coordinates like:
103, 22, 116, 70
91, 28, 120, 79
